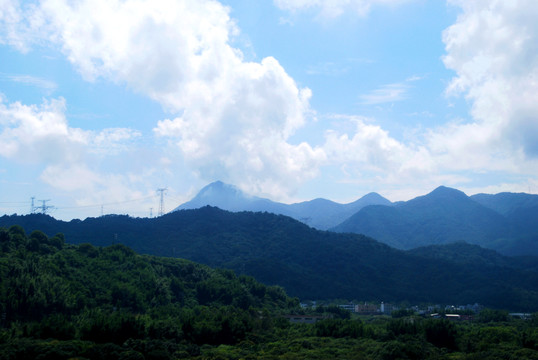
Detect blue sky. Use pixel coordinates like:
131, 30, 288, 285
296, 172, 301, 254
1, 0, 537, 220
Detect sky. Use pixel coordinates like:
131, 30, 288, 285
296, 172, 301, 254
1, 0, 538, 220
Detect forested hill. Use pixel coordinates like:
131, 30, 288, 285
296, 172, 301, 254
2, 208, 538, 310
0, 225, 299, 358
407, 242, 538, 273
3, 226, 538, 359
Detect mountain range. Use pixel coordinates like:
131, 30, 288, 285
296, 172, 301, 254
175, 182, 538, 256
2, 209, 538, 310
174, 181, 392, 230
332, 186, 538, 256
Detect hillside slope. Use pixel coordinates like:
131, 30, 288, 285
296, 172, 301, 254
2, 209, 538, 310
0, 225, 296, 358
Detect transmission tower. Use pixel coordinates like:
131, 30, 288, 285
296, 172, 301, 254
31, 197, 36, 214
157, 188, 167, 216
38, 199, 53, 214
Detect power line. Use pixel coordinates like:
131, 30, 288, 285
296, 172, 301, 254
1, 192, 179, 219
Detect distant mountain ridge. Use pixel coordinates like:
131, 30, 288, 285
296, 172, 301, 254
174, 181, 392, 230
174, 182, 538, 255
471, 192, 538, 216
332, 186, 538, 256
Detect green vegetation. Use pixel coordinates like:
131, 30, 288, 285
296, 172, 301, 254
0, 225, 295, 359
1, 225, 538, 359
2, 209, 538, 311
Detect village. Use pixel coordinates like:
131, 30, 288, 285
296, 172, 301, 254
285, 301, 489, 324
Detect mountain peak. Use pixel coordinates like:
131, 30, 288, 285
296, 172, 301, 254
402, 186, 470, 210
361, 192, 391, 203
174, 181, 259, 212
198, 181, 242, 197
428, 186, 468, 200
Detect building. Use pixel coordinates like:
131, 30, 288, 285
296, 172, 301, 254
356, 303, 378, 314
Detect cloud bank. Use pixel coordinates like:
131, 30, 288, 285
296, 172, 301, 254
442, 0, 538, 162
1, 0, 325, 199
1, 0, 537, 207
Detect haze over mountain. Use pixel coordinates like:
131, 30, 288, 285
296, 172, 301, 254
2, 208, 538, 310
174, 181, 392, 230
332, 186, 538, 256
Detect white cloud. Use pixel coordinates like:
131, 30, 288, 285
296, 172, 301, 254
0, 0, 326, 199
91, 128, 141, 156
39, 163, 163, 219
442, 0, 538, 162
0, 97, 156, 219
322, 115, 435, 179
3, 0, 537, 208
0, 96, 145, 208
273, 0, 411, 18
359, 82, 409, 105
40, 163, 146, 199
320, 0, 537, 197
359, 75, 424, 105
0, 97, 140, 164
274, 0, 538, 194
0, 73, 57, 94
0, 97, 86, 163
0, 0, 29, 51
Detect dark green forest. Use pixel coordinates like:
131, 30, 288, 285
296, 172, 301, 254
2, 209, 538, 310
1, 226, 538, 359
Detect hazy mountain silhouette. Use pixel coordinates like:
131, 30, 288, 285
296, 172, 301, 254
174, 181, 392, 230
471, 192, 538, 216
470, 192, 538, 255
331, 186, 538, 255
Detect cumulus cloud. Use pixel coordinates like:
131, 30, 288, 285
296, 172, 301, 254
321, 1, 538, 192
442, 0, 538, 163
0, 97, 86, 163
322, 115, 435, 180
0, 0, 29, 51
0, 95, 144, 203
0, 97, 140, 163
0, 0, 326, 199
154, 55, 325, 197
274, 0, 411, 18
3, 0, 537, 206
